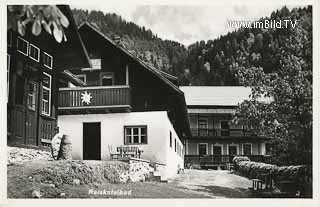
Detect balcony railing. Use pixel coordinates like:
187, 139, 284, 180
191, 128, 255, 137
58, 85, 131, 111
184, 155, 270, 167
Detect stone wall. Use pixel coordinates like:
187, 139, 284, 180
119, 158, 166, 182
7, 147, 53, 165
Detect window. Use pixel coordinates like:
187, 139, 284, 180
213, 145, 222, 155
41, 73, 51, 116
169, 131, 172, 148
90, 58, 101, 70
124, 126, 147, 144
43, 52, 53, 69
198, 119, 208, 129
29, 44, 40, 62
198, 118, 208, 136
27, 82, 37, 110
243, 144, 252, 155
100, 72, 114, 86
228, 144, 238, 155
17, 37, 29, 55
221, 121, 230, 136
75, 74, 86, 84
198, 143, 207, 156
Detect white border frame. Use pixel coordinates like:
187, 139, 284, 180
43, 52, 53, 69
41, 72, 52, 116
17, 36, 29, 56
29, 43, 40, 62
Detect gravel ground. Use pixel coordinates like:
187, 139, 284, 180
170, 169, 252, 198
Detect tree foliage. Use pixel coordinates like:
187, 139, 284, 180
7, 5, 69, 43
232, 7, 312, 165
73, 6, 311, 87
72, 8, 187, 76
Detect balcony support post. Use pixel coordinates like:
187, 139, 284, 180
126, 65, 129, 86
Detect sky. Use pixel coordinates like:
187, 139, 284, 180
71, 4, 301, 46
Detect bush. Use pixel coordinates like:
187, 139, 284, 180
233, 156, 250, 164
233, 156, 310, 185
233, 156, 312, 197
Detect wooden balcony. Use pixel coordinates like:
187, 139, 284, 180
191, 128, 257, 138
184, 154, 271, 168
58, 85, 131, 114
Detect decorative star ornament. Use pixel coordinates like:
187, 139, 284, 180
81, 91, 92, 105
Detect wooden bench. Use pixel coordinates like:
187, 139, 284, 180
110, 146, 143, 159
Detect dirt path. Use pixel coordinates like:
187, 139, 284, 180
170, 169, 252, 198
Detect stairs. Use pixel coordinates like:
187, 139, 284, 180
149, 167, 168, 183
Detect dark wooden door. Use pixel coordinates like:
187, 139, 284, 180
228, 146, 237, 155
12, 105, 25, 144
25, 81, 38, 145
213, 146, 222, 155
213, 145, 222, 163
83, 122, 101, 160
11, 74, 26, 144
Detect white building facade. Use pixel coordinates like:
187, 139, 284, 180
58, 111, 184, 178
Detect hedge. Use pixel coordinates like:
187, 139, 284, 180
232, 156, 310, 181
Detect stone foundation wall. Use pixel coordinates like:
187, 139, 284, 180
119, 158, 167, 182
7, 147, 53, 165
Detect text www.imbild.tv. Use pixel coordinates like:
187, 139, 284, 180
227, 19, 298, 29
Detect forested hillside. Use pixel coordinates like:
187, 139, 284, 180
72, 9, 187, 76
72, 6, 312, 86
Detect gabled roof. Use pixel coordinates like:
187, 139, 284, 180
78, 22, 191, 138
78, 22, 181, 94
180, 86, 251, 106
54, 5, 91, 70
180, 86, 273, 106
159, 70, 178, 85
